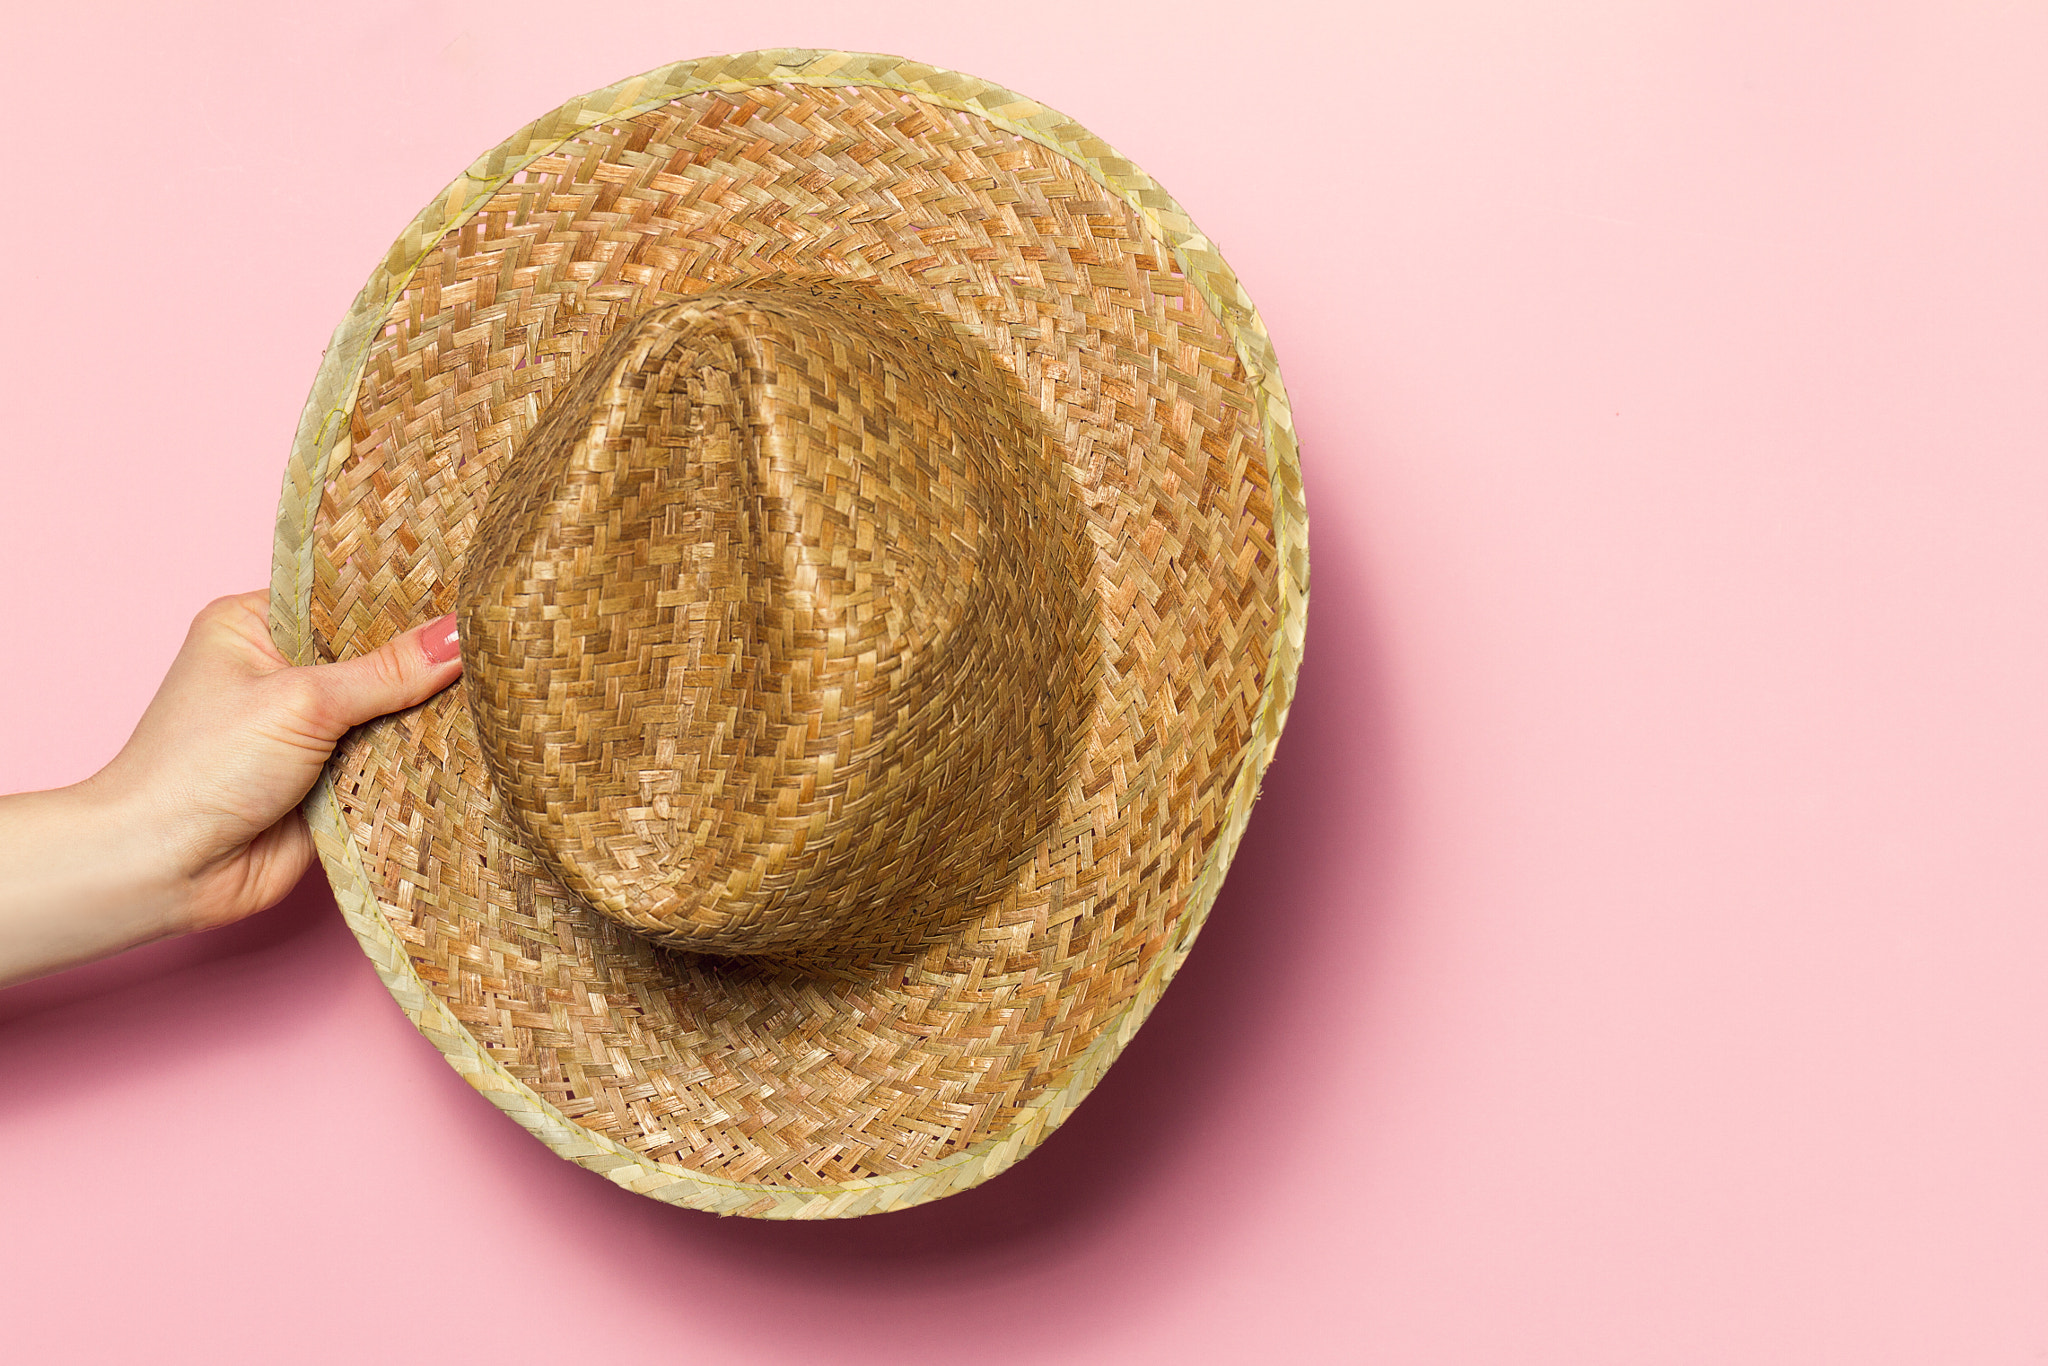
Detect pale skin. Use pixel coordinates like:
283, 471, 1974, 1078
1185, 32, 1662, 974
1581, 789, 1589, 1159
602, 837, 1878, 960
0, 592, 463, 989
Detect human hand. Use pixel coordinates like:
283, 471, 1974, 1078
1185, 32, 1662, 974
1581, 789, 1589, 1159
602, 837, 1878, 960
0, 592, 463, 986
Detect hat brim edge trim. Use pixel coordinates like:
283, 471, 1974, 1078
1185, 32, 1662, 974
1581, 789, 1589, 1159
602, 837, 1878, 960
273, 48, 1309, 1220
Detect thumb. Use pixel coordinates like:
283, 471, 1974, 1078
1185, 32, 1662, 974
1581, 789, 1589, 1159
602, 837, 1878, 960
301, 612, 464, 736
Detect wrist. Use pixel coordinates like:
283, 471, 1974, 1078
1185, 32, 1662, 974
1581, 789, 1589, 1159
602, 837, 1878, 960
67, 770, 202, 937
0, 779, 195, 988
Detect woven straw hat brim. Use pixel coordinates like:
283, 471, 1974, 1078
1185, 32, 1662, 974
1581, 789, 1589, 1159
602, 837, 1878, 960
271, 49, 1307, 1219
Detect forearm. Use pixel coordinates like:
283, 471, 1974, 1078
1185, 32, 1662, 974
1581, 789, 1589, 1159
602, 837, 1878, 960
0, 594, 458, 990
0, 781, 185, 989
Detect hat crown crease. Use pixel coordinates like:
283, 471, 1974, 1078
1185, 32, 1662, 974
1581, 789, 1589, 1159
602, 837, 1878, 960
458, 280, 1092, 959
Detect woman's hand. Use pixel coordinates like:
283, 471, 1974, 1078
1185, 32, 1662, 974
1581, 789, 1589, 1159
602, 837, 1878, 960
0, 592, 463, 987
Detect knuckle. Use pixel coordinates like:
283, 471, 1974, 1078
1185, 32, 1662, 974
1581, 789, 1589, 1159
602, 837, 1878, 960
196, 590, 260, 624
272, 669, 337, 732
368, 641, 418, 695
188, 591, 271, 651
192, 595, 242, 632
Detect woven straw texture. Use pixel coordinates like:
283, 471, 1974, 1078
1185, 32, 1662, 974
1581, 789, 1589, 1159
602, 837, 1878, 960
271, 49, 1308, 1219
461, 283, 1094, 959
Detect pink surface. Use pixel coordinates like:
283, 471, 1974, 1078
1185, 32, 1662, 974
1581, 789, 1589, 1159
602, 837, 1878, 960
3, 3, 2044, 1361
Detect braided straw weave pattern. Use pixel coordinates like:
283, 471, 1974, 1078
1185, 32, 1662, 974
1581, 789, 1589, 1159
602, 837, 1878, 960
461, 283, 1093, 958
271, 50, 1308, 1218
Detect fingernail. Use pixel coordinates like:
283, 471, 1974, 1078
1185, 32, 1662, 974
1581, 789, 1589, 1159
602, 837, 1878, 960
421, 613, 462, 665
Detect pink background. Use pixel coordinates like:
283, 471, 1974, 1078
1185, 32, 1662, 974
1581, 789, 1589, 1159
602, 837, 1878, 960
3, 3, 2044, 1361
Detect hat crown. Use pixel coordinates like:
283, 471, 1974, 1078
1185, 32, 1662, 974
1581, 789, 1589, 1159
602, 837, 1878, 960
458, 281, 1094, 958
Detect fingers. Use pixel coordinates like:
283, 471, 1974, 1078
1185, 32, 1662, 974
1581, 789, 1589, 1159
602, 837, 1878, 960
297, 613, 464, 738
173, 592, 286, 676
192, 590, 270, 627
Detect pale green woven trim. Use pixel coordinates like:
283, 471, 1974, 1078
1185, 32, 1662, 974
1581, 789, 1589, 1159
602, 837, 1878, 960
273, 49, 1308, 1219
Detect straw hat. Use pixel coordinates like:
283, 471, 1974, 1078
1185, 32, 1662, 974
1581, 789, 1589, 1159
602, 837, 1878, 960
271, 49, 1307, 1219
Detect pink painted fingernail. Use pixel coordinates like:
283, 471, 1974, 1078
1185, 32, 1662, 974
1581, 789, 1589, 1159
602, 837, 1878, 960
421, 613, 462, 665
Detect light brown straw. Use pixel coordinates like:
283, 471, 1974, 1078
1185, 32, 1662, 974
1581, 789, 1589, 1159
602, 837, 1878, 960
271, 49, 1308, 1219
461, 282, 1093, 959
